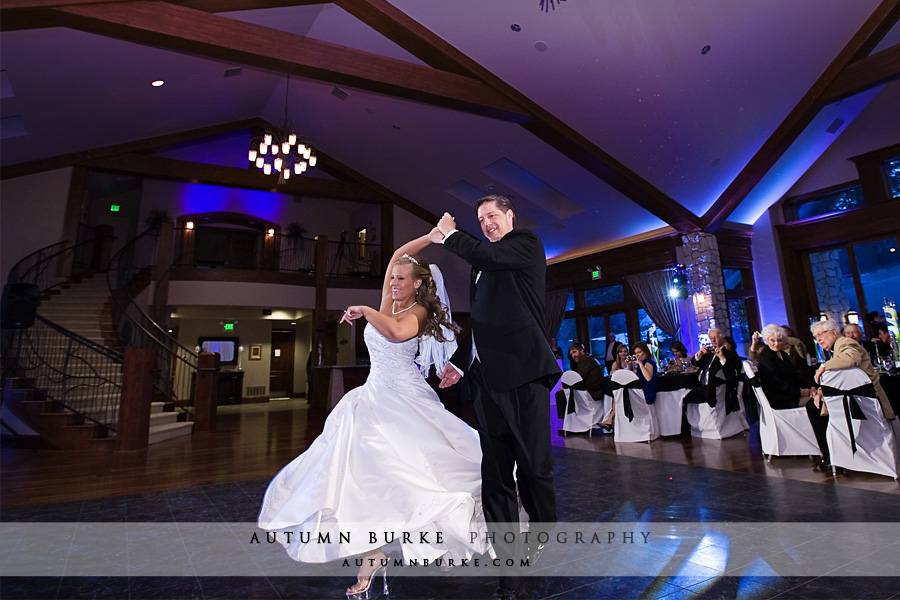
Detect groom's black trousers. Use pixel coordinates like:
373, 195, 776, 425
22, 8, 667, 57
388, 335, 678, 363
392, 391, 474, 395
468, 360, 557, 590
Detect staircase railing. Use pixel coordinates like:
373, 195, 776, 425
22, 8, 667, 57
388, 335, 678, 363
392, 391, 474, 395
3, 229, 123, 432
108, 228, 197, 415
4, 315, 123, 431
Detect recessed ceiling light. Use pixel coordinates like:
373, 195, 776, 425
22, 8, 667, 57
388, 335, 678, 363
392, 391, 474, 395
151, 80, 164, 87
535, 41, 548, 52
510, 24, 521, 32
701, 44, 711, 55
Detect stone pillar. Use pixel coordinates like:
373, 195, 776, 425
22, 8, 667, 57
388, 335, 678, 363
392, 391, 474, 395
677, 232, 731, 339
809, 250, 851, 321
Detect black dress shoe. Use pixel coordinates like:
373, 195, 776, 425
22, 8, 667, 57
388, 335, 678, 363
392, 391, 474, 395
492, 585, 522, 600
813, 457, 832, 472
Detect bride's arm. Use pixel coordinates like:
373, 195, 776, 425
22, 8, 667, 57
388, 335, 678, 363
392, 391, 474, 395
378, 233, 439, 310
341, 305, 425, 342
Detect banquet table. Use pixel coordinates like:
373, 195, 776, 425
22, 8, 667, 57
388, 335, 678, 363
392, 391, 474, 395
601, 371, 699, 436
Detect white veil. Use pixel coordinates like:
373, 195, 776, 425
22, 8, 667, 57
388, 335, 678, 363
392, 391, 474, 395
416, 263, 458, 378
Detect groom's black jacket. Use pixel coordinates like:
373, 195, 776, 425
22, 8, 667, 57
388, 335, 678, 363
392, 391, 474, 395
444, 228, 561, 392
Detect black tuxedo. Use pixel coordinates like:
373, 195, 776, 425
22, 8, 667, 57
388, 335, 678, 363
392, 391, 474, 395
443, 227, 560, 591
686, 346, 741, 406
756, 347, 808, 410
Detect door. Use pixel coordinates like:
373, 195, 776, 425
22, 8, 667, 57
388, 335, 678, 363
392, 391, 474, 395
269, 330, 296, 398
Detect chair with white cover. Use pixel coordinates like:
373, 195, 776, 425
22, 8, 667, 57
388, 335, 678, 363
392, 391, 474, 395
742, 360, 820, 461
654, 384, 688, 437
685, 368, 747, 439
820, 368, 898, 479
558, 370, 602, 435
610, 369, 659, 443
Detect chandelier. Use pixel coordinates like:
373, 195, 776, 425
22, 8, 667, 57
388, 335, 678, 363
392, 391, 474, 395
248, 75, 317, 184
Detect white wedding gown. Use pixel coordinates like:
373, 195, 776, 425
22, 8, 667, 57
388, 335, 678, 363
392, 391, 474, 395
258, 324, 490, 563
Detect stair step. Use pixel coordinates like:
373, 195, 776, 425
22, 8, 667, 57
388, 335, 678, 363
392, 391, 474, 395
150, 411, 178, 426
150, 402, 167, 414
148, 421, 193, 445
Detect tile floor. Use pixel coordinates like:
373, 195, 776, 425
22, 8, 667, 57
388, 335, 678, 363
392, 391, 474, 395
3, 442, 900, 600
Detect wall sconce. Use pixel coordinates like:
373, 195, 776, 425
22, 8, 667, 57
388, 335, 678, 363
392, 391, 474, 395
237, 345, 245, 370
267, 228, 276, 237
846, 310, 859, 324
185, 221, 194, 230
819, 311, 829, 322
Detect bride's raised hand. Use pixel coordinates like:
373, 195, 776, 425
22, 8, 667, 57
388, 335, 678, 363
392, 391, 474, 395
340, 306, 365, 325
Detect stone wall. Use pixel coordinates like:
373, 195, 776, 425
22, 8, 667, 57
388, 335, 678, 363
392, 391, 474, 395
677, 232, 731, 337
809, 249, 851, 321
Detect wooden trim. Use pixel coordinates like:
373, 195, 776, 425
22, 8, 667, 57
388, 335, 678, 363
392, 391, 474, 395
700, 0, 900, 231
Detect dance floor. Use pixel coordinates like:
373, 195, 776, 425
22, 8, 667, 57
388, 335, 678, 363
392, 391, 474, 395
2, 399, 899, 600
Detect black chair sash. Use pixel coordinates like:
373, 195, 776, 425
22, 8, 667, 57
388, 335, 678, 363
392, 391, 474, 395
712, 375, 741, 414
561, 384, 577, 416
820, 383, 874, 455
609, 380, 641, 422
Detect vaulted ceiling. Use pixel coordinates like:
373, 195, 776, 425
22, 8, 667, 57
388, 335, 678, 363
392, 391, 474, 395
2, 0, 900, 262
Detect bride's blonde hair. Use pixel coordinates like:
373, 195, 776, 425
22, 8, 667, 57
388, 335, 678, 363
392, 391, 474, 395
394, 254, 460, 342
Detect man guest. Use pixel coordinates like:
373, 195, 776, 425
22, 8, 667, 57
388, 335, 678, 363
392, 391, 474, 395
430, 195, 560, 600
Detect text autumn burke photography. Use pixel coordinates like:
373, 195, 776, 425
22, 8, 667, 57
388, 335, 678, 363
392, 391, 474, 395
250, 527, 653, 566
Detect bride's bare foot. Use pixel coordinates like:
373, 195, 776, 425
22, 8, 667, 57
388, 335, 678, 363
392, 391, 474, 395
347, 549, 387, 595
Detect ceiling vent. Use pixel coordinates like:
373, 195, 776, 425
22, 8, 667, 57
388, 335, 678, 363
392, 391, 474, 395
331, 87, 349, 101
223, 67, 242, 78
826, 118, 845, 134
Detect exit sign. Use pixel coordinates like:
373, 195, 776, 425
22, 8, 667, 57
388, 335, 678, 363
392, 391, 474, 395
223, 323, 234, 331
591, 268, 601, 281
110, 204, 120, 212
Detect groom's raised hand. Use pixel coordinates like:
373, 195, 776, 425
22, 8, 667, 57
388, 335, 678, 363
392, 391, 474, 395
438, 362, 462, 388
437, 212, 456, 236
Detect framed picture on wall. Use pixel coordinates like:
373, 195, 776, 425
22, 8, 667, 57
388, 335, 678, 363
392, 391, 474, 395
249, 344, 263, 360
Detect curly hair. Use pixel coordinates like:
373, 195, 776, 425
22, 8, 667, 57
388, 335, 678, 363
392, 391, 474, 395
393, 254, 460, 343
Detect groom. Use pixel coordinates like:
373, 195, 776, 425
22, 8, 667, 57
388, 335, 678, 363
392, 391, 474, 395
430, 195, 560, 600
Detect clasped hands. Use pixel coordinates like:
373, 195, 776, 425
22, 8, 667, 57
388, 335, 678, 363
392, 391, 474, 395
427, 213, 457, 243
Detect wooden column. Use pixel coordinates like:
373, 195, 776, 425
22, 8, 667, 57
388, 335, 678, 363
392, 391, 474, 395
152, 220, 174, 327
193, 352, 220, 432
313, 235, 329, 368
115, 349, 155, 452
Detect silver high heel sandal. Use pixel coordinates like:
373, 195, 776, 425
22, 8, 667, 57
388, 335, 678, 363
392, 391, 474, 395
346, 564, 388, 599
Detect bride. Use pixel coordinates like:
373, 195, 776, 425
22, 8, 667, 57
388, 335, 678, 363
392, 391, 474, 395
257, 232, 490, 598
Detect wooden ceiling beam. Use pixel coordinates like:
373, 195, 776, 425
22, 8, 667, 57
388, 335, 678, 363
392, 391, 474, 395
0, 118, 265, 180
821, 43, 900, 105
337, 0, 702, 233
43, 1, 527, 122
700, 0, 900, 231
83, 153, 385, 201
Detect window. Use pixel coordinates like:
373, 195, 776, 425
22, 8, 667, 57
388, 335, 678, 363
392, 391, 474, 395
564, 291, 576, 311
885, 157, 900, 199
854, 238, 900, 317
727, 299, 752, 357
584, 284, 623, 307
556, 318, 577, 361
723, 268, 743, 290
809, 247, 861, 319
586, 315, 606, 363
788, 184, 865, 221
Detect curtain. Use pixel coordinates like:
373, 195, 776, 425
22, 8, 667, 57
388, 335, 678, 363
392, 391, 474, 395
545, 289, 570, 341
625, 269, 681, 337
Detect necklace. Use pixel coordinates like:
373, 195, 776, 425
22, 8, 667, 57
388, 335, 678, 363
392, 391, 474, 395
391, 301, 417, 315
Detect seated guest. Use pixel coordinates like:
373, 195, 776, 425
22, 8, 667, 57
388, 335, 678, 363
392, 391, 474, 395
750, 326, 808, 374
806, 319, 895, 472
872, 324, 896, 362
632, 341, 658, 406
549, 337, 564, 361
686, 327, 741, 405
843, 323, 878, 362
567, 343, 605, 400
609, 343, 630, 374
754, 324, 814, 410
605, 340, 623, 374
667, 340, 691, 372
600, 343, 632, 431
